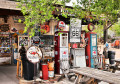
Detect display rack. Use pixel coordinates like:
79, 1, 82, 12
0, 32, 12, 65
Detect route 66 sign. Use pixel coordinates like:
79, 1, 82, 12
27, 46, 42, 63
70, 18, 81, 43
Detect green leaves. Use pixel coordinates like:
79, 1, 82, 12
18, 19, 22, 23
17, 0, 120, 37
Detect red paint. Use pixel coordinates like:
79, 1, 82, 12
63, 51, 66, 54
60, 21, 64, 24
41, 25, 50, 33
30, 52, 38, 55
72, 43, 78, 48
42, 64, 48, 80
93, 51, 96, 54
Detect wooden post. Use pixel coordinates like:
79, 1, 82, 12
74, 74, 82, 84
16, 59, 23, 78
17, 60, 19, 77
21, 61, 23, 77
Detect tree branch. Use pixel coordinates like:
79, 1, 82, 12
104, 21, 116, 31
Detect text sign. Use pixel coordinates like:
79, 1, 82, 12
32, 36, 41, 46
27, 46, 42, 63
70, 18, 81, 42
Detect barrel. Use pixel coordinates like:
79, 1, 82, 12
108, 51, 115, 64
22, 60, 34, 80
42, 64, 48, 80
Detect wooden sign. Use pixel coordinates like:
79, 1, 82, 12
27, 46, 42, 63
0, 24, 10, 32
13, 16, 25, 23
70, 18, 81, 43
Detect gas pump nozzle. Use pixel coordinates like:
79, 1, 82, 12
85, 38, 89, 45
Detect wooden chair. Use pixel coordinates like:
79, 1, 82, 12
16, 59, 23, 78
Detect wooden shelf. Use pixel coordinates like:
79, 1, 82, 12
0, 53, 11, 57
0, 47, 11, 48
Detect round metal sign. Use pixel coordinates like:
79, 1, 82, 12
27, 46, 42, 63
58, 21, 65, 30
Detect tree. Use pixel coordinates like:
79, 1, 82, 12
110, 20, 120, 36
17, 0, 120, 39
67, 0, 120, 43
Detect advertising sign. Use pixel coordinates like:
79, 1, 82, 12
27, 46, 42, 63
70, 18, 81, 42
58, 21, 65, 30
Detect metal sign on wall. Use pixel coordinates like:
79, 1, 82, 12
27, 46, 42, 63
70, 18, 82, 43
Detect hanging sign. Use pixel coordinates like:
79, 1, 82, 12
70, 18, 81, 43
27, 46, 42, 63
58, 21, 65, 30
32, 36, 41, 46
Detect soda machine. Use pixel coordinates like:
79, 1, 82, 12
85, 24, 98, 68
55, 31, 69, 74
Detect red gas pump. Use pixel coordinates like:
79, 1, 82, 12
85, 23, 98, 68
54, 31, 69, 74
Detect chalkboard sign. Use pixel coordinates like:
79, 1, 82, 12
0, 24, 10, 32
32, 36, 41, 46
19, 37, 28, 46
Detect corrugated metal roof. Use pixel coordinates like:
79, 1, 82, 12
0, 0, 21, 10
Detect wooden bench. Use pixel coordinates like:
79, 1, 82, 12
69, 67, 120, 84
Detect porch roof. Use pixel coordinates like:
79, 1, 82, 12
0, 0, 21, 10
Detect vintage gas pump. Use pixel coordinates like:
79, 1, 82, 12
54, 31, 69, 74
85, 23, 98, 68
